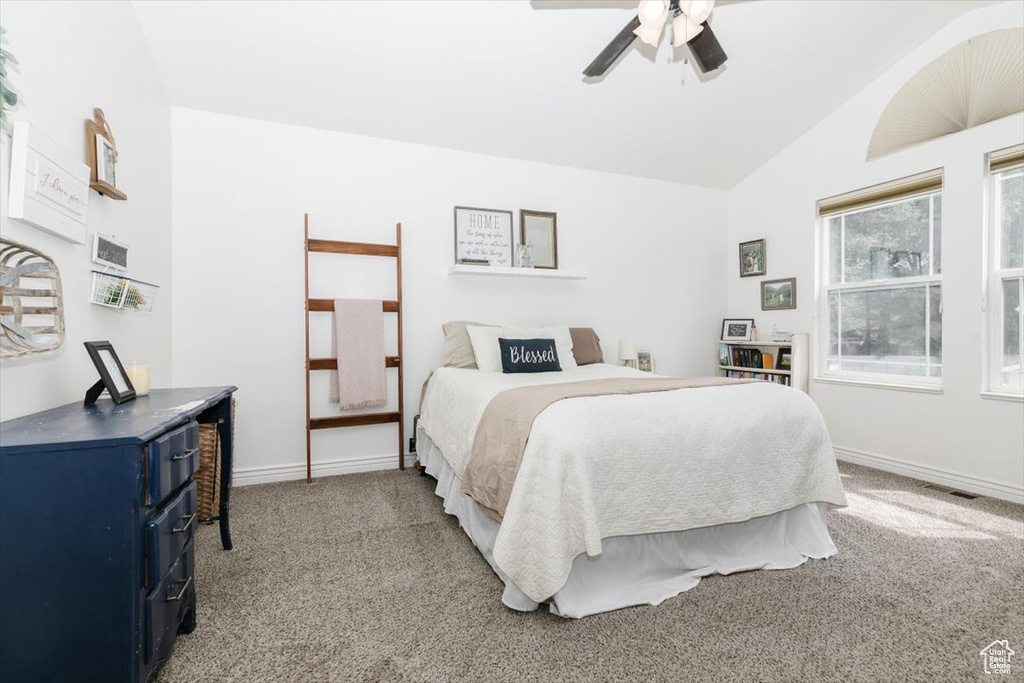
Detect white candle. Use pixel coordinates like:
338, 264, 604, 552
127, 361, 150, 396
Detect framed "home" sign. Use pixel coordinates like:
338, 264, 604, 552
454, 206, 514, 267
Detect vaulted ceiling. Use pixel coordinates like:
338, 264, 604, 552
131, 0, 994, 188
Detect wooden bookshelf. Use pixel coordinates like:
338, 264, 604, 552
717, 333, 808, 393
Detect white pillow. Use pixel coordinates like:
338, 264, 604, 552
466, 325, 506, 372
503, 325, 578, 370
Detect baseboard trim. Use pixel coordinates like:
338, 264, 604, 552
232, 446, 1023, 503
834, 446, 1024, 504
232, 453, 406, 486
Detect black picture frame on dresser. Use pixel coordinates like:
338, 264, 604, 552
84, 340, 136, 405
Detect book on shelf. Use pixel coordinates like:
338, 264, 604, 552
722, 369, 791, 386
726, 346, 777, 370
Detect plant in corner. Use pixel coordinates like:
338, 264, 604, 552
0, 26, 20, 132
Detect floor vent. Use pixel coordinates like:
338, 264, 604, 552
920, 483, 980, 499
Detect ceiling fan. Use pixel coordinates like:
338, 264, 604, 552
584, 0, 727, 77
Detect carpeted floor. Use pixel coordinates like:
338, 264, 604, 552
153, 462, 1023, 683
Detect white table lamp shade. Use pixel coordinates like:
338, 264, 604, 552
618, 339, 637, 361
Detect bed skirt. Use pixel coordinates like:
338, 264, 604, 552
416, 426, 839, 618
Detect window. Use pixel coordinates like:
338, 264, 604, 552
988, 144, 1024, 394
818, 170, 943, 386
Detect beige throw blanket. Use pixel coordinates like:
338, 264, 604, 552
329, 298, 387, 410
462, 376, 755, 521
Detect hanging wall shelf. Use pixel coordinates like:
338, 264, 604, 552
447, 264, 586, 280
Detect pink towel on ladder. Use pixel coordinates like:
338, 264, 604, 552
330, 299, 387, 410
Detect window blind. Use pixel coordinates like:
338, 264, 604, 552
989, 144, 1024, 173
817, 168, 943, 217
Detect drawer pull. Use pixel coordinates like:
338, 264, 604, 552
171, 448, 199, 461
166, 575, 193, 602
172, 512, 198, 534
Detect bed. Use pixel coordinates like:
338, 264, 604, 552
417, 339, 847, 618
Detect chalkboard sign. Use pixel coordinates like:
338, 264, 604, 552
454, 206, 514, 267
92, 233, 129, 270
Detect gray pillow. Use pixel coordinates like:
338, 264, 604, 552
442, 321, 494, 368
569, 327, 603, 365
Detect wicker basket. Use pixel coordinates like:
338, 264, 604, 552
196, 397, 235, 521
196, 424, 221, 520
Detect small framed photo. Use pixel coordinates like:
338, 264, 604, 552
95, 134, 117, 188
761, 277, 797, 311
739, 239, 766, 277
84, 340, 136, 404
85, 110, 127, 200
637, 350, 656, 373
778, 351, 793, 370
722, 318, 754, 342
520, 209, 558, 269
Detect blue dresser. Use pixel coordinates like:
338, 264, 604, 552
0, 386, 236, 683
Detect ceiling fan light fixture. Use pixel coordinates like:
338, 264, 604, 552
679, 0, 715, 24
634, 22, 666, 48
671, 13, 704, 47
634, 0, 669, 47
638, 0, 669, 22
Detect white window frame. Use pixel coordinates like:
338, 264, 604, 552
984, 146, 1024, 398
815, 173, 944, 390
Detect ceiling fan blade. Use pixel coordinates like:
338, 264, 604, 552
686, 21, 727, 72
583, 16, 642, 77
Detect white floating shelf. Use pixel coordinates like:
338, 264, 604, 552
448, 264, 587, 280
718, 340, 795, 347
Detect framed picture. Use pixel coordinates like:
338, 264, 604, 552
722, 318, 754, 342
520, 209, 558, 269
637, 350, 656, 373
95, 135, 116, 187
761, 277, 797, 311
778, 351, 793, 370
84, 340, 136, 404
84, 109, 127, 201
454, 206, 514, 267
739, 239, 766, 277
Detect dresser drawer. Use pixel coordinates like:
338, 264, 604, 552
148, 422, 199, 506
145, 540, 194, 665
146, 481, 198, 587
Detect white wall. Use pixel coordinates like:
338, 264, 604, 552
727, 2, 1024, 501
170, 107, 729, 482
0, 1, 172, 421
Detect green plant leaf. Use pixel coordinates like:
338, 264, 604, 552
0, 48, 17, 64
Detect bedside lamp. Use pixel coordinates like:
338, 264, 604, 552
618, 339, 637, 368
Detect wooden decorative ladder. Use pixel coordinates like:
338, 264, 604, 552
303, 214, 405, 482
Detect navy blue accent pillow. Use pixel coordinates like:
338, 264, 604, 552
499, 338, 562, 373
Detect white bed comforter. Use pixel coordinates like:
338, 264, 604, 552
418, 364, 847, 602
